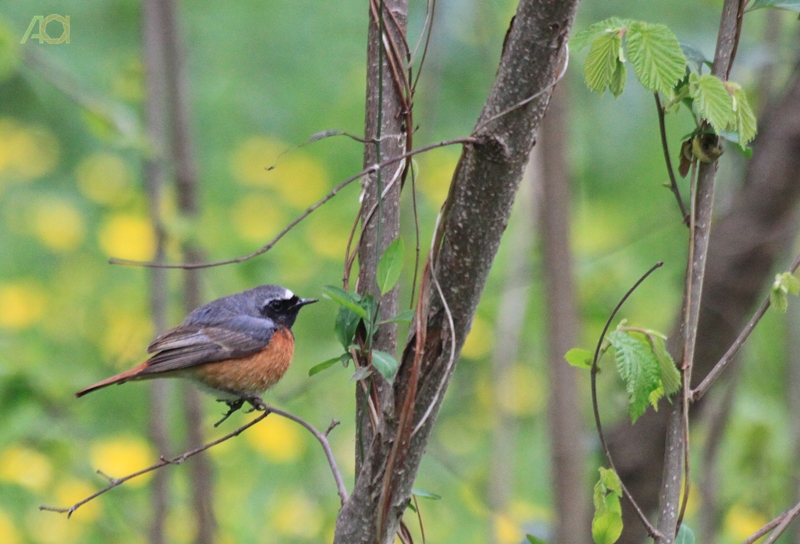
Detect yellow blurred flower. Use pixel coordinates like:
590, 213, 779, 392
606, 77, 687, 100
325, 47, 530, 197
245, 415, 306, 462
98, 214, 155, 260
231, 193, 286, 242
25, 509, 83, 544
418, 149, 459, 206
230, 136, 329, 207
33, 198, 85, 251
269, 492, 323, 538
90, 436, 153, 487
724, 503, 768, 541
496, 365, 544, 416
0, 281, 46, 329
0, 446, 52, 490
461, 315, 494, 359
0, 119, 59, 179
76, 152, 134, 206
166, 506, 196, 544
54, 479, 101, 522
493, 513, 523, 544
0, 509, 20, 544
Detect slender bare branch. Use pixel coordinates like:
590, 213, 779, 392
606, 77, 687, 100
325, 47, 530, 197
109, 137, 475, 270
654, 93, 689, 225
743, 500, 800, 544
692, 252, 800, 402
590, 262, 664, 539
40, 403, 348, 516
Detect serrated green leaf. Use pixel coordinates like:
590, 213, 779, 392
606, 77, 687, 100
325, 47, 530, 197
732, 87, 757, 145
309, 355, 348, 377
626, 22, 687, 96
649, 382, 664, 409
609, 60, 626, 98
335, 306, 361, 350
526, 536, 548, 544
584, 32, 624, 95
749, 0, 800, 12
675, 524, 696, 544
322, 286, 367, 318
570, 17, 633, 52
649, 335, 681, 395
411, 489, 442, 500
565, 348, 594, 369
371, 350, 399, 382
689, 73, 736, 134
607, 331, 662, 423
599, 467, 622, 497
376, 238, 405, 295
380, 309, 416, 325
592, 493, 623, 544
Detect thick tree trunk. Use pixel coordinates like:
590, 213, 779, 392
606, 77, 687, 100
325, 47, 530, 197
334, 1, 579, 541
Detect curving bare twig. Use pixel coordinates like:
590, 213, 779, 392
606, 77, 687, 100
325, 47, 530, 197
40, 403, 348, 517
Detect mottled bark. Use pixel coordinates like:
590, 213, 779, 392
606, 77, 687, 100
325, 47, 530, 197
334, 1, 578, 541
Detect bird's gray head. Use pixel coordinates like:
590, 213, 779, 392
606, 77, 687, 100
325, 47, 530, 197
187, 285, 317, 329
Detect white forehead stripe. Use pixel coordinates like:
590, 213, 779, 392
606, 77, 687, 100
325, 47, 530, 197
283, 288, 294, 299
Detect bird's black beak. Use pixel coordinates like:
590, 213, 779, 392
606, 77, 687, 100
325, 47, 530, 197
295, 298, 318, 308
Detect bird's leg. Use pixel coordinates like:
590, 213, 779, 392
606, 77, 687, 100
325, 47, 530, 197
243, 395, 268, 413
213, 398, 245, 427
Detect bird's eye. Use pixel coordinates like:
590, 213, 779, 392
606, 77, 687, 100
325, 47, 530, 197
268, 299, 286, 312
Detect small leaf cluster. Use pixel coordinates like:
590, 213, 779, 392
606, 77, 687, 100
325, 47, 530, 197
592, 468, 623, 544
310, 238, 409, 382
572, 17, 757, 147
565, 324, 681, 423
770, 271, 800, 313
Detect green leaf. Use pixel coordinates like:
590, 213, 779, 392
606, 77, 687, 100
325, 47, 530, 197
749, 0, 800, 12
565, 348, 594, 369
592, 494, 623, 544
648, 382, 665, 409
731, 86, 757, 145
607, 331, 662, 423
350, 366, 373, 381
335, 306, 361, 350
675, 524, 696, 544
411, 489, 442, 500
584, 32, 624, 95
609, 60, 626, 98
680, 42, 711, 71
371, 350, 399, 382
526, 536, 548, 544
322, 286, 367, 318
309, 354, 349, 377
626, 22, 687, 96
380, 309, 416, 325
376, 238, 405, 295
689, 73, 736, 134
570, 17, 633, 52
649, 335, 681, 395
771, 272, 800, 313
599, 467, 622, 497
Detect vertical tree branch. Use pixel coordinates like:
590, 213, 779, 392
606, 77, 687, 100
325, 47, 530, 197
354, 0, 409, 473
655, 1, 744, 542
334, 1, 578, 541
159, 0, 215, 541
539, 84, 590, 544
142, 1, 172, 542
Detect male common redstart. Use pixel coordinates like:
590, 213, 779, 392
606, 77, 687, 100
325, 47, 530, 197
76, 285, 316, 414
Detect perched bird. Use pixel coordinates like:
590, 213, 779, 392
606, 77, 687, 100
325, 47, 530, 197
76, 285, 316, 419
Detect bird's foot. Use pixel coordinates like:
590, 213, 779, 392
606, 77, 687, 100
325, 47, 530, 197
213, 399, 245, 427
243, 395, 268, 413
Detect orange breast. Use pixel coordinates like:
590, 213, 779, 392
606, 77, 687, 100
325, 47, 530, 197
191, 327, 295, 396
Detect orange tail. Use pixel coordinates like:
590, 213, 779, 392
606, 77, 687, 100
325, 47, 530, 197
75, 361, 150, 397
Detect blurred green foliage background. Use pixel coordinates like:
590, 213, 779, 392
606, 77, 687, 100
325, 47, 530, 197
0, 0, 797, 542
